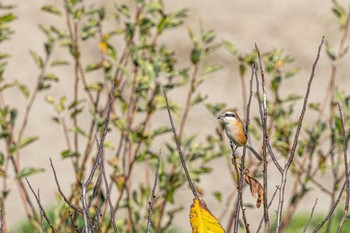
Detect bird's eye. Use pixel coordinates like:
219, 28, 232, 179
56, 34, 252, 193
225, 113, 234, 117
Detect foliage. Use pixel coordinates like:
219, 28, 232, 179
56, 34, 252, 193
0, 0, 350, 233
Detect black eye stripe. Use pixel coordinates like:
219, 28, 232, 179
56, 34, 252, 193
225, 113, 235, 117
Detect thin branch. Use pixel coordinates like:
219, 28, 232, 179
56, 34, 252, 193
84, 80, 115, 187
81, 180, 90, 233
178, 64, 200, 140
163, 88, 198, 197
256, 185, 280, 233
146, 150, 161, 233
69, 210, 81, 233
312, 180, 346, 232
303, 198, 318, 233
276, 37, 324, 233
234, 65, 256, 233
25, 179, 57, 233
255, 44, 270, 232
253, 64, 283, 175
81, 80, 117, 233
232, 154, 247, 233
0, 209, 4, 233
97, 136, 118, 233
38, 190, 47, 233
336, 103, 350, 233
49, 158, 83, 213
17, 46, 53, 146
317, 5, 350, 121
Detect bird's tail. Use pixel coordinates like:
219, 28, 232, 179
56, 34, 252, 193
246, 143, 262, 161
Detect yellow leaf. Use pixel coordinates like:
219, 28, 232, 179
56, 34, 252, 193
189, 197, 225, 233
98, 42, 107, 53
274, 60, 284, 69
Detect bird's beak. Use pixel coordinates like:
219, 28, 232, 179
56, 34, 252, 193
217, 114, 223, 120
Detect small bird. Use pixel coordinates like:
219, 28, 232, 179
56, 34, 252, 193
217, 111, 262, 161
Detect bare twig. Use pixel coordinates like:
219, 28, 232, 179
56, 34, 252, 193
49, 158, 83, 213
317, 5, 350, 121
17, 46, 53, 148
232, 154, 247, 233
81, 180, 90, 233
178, 64, 199, 140
38, 190, 47, 233
84, 81, 115, 188
336, 103, 350, 233
255, 44, 270, 232
234, 65, 256, 233
69, 210, 81, 233
256, 186, 280, 233
276, 37, 324, 233
303, 198, 318, 233
80, 80, 117, 233
8, 44, 54, 224
253, 64, 283, 175
25, 178, 57, 233
97, 136, 119, 233
146, 150, 161, 233
312, 180, 346, 232
0, 209, 4, 233
163, 88, 198, 197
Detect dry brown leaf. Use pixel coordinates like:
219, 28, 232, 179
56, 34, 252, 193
231, 159, 264, 208
189, 197, 225, 233
243, 169, 264, 208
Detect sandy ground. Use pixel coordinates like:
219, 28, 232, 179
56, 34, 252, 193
1, 0, 350, 232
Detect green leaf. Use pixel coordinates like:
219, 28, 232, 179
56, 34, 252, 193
205, 103, 226, 116
118, 4, 130, 18
308, 103, 320, 111
191, 93, 207, 106
191, 45, 201, 65
85, 62, 101, 72
0, 151, 4, 166
88, 82, 103, 91
103, 141, 115, 150
283, 94, 302, 103
16, 167, 44, 179
10, 109, 17, 126
19, 136, 39, 149
166, 188, 175, 204
332, 1, 347, 27
213, 191, 222, 202
0, 53, 10, 61
50, 59, 69, 67
0, 168, 6, 177
202, 65, 222, 76
44, 42, 53, 55
285, 67, 300, 78
152, 126, 172, 137
223, 40, 238, 55
14, 80, 30, 98
61, 150, 80, 159
325, 41, 336, 61
69, 126, 87, 137
0, 131, 10, 140
239, 63, 246, 77
39, 24, 54, 42
202, 30, 216, 44
0, 13, 16, 23
44, 73, 59, 82
29, 50, 44, 69
41, 5, 62, 16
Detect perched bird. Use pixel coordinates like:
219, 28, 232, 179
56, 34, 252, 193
217, 111, 262, 161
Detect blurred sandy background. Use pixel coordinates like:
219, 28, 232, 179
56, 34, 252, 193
2, 0, 350, 232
